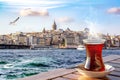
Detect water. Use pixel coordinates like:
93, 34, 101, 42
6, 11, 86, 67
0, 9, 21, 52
0, 49, 120, 80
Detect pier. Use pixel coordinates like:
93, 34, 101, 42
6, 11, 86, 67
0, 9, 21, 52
0, 44, 30, 49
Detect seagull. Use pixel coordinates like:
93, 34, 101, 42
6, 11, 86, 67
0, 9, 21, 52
9, 17, 20, 25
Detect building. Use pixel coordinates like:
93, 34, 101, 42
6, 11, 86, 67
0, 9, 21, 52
29, 36, 38, 45
45, 37, 52, 46
42, 28, 46, 33
11, 32, 28, 45
113, 38, 119, 47
38, 37, 46, 47
74, 33, 81, 45
0, 35, 6, 44
64, 34, 76, 48
52, 21, 57, 30
18, 35, 28, 45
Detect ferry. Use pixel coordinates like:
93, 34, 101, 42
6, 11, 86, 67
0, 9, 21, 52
77, 45, 85, 50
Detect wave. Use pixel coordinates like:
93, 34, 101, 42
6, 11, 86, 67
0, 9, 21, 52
3, 64, 14, 68
0, 61, 7, 64
22, 72, 38, 76
6, 74, 17, 80
27, 62, 50, 67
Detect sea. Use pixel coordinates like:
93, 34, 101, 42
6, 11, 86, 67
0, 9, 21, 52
0, 49, 120, 80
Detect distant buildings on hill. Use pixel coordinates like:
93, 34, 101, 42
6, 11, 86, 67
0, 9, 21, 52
0, 21, 120, 49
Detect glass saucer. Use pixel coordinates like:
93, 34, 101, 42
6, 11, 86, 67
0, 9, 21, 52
76, 64, 115, 78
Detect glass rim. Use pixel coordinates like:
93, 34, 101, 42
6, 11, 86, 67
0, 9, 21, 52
83, 39, 105, 44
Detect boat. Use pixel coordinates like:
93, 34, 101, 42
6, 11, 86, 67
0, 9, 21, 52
77, 45, 85, 50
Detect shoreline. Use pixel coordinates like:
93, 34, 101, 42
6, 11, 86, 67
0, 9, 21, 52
0, 47, 120, 50
103, 47, 120, 50
0, 44, 120, 50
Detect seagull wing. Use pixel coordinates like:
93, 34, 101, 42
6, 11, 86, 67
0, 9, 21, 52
9, 17, 20, 25
13, 17, 20, 23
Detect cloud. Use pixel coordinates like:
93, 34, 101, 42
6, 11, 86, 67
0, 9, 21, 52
1, 0, 67, 10
20, 8, 49, 16
2, 0, 65, 5
107, 7, 120, 15
57, 17, 74, 23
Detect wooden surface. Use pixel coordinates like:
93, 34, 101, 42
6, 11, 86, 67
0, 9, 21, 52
18, 55, 120, 80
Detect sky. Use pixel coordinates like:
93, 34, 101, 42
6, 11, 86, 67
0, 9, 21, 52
0, 0, 120, 35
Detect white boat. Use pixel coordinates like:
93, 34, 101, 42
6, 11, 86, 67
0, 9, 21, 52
77, 45, 85, 50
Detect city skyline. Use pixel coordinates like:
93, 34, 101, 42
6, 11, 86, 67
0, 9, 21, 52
0, 0, 120, 35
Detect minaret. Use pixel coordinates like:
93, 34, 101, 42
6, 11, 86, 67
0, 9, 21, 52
52, 21, 57, 30
42, 27, 46, 33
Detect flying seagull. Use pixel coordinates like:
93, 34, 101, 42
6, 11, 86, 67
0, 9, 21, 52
9, 17, 20, 25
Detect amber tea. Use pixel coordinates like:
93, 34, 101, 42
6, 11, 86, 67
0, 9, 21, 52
83, 39, 105, 71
